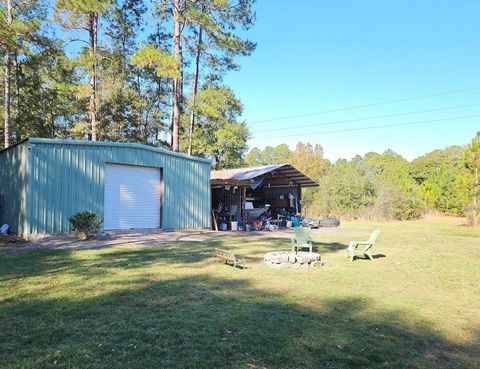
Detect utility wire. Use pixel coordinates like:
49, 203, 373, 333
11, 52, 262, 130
256, 114, 480, 140
250, 103, 480, 134
249, 87, 480, 124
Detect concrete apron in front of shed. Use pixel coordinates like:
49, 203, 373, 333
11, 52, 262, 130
15, 228, 216, 254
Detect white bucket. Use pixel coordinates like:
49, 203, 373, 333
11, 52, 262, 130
286, 220, 293, 228
231, 221, 238, 231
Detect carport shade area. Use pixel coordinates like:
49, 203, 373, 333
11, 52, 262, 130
210, 164, 318, 229
0, 138, 212, 235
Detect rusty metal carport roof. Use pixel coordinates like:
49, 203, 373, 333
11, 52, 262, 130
211, 164, 318, 188
210, 178, 251, 187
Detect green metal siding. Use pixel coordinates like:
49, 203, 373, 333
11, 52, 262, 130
0, 141, 29, 234
24, 138, 211, 234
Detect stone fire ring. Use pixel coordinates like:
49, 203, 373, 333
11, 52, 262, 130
264, 251, 322, 268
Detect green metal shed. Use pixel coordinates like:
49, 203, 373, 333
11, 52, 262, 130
0, 138, 211, 235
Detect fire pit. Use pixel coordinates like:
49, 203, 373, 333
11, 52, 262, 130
264, 251, 322, 268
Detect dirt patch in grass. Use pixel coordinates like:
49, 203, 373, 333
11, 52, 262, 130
3, 230, 220, 257
0, 236, 28, 256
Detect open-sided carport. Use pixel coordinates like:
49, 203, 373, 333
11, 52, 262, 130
210, 164, 318, 229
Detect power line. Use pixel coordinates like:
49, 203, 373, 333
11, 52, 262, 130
249, 87, 480, 124
256, 114, 480, 140
250, 103, 480, 134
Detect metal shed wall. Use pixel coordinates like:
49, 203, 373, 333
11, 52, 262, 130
0, 141, 29, 234
25, 138, 211, 234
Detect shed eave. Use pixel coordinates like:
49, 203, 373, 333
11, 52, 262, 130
0, 138, 29, 154
26, 137, 212, 164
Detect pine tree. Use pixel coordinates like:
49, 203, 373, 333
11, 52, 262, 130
150, 0, 255, 153
1, 0, 44, 147
182, 0, 256, 154
2, 0, 13, 148
55, 0, 112, 141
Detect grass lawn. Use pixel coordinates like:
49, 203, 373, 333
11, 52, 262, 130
1, 217, 479, 369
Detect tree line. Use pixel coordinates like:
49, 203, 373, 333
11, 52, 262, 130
245, 132, 480, 226
1, 0, 255, 167
2, 0, 479, 225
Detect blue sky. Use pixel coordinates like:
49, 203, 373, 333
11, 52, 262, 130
224, 0, 480, 161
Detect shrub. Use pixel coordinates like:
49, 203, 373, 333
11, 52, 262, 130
68, 211, 103, 240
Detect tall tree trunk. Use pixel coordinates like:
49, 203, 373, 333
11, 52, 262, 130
3, 0, 13, 148
188, 26, 202, 156
171, 0, 182, 152
4, 53, 11, 148
474, 166, 478, 227
88, 13, 98, 141
13, 53, 19, 126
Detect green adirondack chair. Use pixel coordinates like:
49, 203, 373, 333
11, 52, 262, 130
291, 226, 313, 253
347, 230, 380, 261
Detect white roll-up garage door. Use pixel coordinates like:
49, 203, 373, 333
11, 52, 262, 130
104, 164, 161, 230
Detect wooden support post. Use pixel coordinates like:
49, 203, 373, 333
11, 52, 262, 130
212, 210, 219, 231
297, 185, 302, 214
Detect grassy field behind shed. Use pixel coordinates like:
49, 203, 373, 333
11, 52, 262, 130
1, 218, 479, 369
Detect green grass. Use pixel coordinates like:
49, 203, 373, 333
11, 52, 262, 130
1, 218, 479, 369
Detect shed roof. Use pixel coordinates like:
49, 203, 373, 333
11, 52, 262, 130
211, 164, 318, 187
1, 138, 212, 164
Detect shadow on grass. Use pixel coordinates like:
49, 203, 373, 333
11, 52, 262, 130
0, 252, 478, 368
0, 242, 218, 281
350, 254, 387, 261
314, 242, 347, 253
241, 236, 349, 255
0, 235, 384, 282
